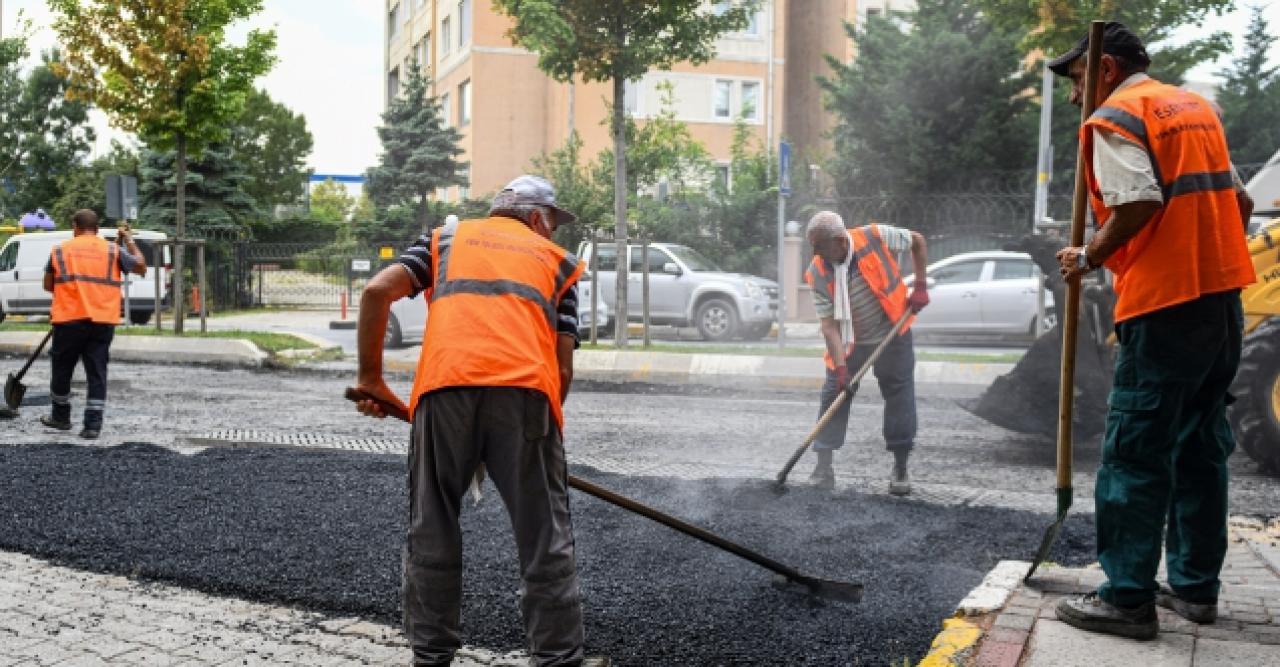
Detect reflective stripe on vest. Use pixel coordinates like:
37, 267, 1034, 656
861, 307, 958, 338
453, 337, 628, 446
412, 217, 585, 429
50, 235, 123, 325
1082, 79, 1255, 322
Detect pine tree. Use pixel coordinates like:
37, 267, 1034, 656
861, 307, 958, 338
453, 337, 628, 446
365, 62, 466, 233
1217, 6, 1280, 166
139, 144, 263, 232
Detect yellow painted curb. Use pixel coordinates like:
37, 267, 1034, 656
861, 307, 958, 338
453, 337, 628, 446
917, 617, 982, 667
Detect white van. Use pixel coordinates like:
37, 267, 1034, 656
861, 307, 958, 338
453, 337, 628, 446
0, 229, 171, 325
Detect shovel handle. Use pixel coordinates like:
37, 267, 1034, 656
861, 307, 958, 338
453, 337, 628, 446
1056, 21, 1106, 491
342, 387, 858, 596
775, 311, 913, 487
14, 330, 53, 380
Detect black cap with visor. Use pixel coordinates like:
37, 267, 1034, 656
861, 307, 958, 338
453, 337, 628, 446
1047, 22, 1150, 77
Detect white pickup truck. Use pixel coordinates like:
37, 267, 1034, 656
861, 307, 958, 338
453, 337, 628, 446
576, 241, 779, 341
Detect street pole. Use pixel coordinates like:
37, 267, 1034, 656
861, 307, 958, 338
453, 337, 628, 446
776, 189, 786, 350
1033, 63, 1054, 230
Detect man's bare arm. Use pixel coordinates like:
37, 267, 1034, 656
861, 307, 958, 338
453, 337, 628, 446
909, 231, 928, 282
354, 265, 415, 417
556, 334, 575, 404
1059, 200, 1162, 281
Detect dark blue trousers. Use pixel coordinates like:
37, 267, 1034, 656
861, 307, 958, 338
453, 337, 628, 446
49, 320, 114, 429
813, 329, 918, 453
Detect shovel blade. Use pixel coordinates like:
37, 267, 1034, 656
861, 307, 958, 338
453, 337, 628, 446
790, 574, 865, 604
4, 373, 25, 410
1026, 487, 1074, 581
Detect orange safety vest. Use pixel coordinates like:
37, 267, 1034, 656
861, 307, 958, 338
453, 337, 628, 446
410, 217, 585, 429
803, 225, 913, 369
1082, 78, 1255, 322
49, 235, 122, 325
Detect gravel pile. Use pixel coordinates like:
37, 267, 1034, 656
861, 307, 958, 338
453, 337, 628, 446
0, 443, 1094, 664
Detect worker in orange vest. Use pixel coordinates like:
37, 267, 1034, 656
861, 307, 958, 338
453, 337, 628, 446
802, 211, 930, 495
353, 176, 586, 666
1048, 23, 1255, 641
41, 209, 147, 439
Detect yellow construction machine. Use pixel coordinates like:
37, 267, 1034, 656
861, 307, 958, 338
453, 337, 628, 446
1230, 217, 1280, 472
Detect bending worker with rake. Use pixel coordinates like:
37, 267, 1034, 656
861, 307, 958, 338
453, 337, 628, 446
803, 212, 930, 494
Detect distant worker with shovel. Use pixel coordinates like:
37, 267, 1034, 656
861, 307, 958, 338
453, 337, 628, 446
39, 209, 146, 439
802, 212, 930, 494
351, 176, 587, 666
1048, 23, 1255, 640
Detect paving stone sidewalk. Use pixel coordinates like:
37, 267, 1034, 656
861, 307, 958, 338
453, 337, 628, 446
0, 551, 560, 666
936, 517, 1280, 666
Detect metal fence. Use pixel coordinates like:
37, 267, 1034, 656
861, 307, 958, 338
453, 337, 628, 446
214, 241, 407, 310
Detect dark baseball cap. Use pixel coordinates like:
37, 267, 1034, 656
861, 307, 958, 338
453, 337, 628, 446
490, 175, 578, 226
1047, 22, 1150, 77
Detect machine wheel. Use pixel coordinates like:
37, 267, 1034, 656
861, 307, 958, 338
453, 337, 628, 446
129, 311, 152, 326
740, 321, 773, 341
696, 297, 739, 342
1230, 320, 1280, 474
385, 313, 404, 349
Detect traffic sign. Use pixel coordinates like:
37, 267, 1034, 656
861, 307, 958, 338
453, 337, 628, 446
779, 141, 792, 197
378, 246, 395, 259
105, 175, 138, 220
351, 259, 372, 272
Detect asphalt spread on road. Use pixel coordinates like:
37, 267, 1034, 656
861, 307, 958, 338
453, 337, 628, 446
0, 442, 1094, 664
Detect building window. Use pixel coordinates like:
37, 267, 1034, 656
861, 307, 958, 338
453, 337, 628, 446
623, 79, 640, 115
387, 2, 401, 38
441, 17, 452, 57
714, 164, 731, 191
387, 67, 400, 101
440, 91, 451, 126
712, 1, 729, 16
459, 0, 472, 46
458, 79, 471, 125
418, 34, 431, 68
713, 79, 732, 119
743, 10, 761, 36
740, 81, 759, 120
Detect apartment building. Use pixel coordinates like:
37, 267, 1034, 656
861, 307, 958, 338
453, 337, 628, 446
383, 1, 914, 201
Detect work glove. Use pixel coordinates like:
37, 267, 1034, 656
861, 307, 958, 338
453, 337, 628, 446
834, 365, 851, 391
908, 285, 930, 313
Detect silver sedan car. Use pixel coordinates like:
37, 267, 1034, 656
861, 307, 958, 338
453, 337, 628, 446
906, 250, 1056, 339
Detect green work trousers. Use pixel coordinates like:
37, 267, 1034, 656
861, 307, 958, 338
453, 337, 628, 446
1096, 289, 1243, 609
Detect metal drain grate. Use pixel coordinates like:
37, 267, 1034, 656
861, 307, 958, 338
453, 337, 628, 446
185, 429, 405, 454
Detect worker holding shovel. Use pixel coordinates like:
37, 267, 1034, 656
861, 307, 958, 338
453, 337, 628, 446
351, 176, 587, 667
38, 210, 146, 439
802, 212, 930, 494
1048, 23, 1255, 640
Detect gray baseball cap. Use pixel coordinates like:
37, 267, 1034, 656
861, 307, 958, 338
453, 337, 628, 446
490, 175, 578, 226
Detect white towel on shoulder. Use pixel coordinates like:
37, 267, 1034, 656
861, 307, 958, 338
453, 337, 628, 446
831, 231, 855, 347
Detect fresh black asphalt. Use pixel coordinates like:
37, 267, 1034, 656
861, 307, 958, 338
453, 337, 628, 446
0, 442, 1094, 664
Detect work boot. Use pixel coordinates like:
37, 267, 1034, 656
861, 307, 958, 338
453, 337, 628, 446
809, 449, 835, 490
1156, 584, 1217, 624
79, 427, 100, 440
888, 451, 912, 496
1055, 592, 1158, 640
40, 415, 72, 431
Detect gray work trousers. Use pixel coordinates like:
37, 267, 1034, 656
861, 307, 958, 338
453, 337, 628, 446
405, 387, 584, 667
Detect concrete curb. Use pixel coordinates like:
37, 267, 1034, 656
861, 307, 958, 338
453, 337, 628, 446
0, 331, 268, 367
918, 560, 1030, 666
380, 347, 1013, 389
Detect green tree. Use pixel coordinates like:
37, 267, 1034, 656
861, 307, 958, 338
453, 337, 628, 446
50, 142, 141, 225
138, 143, 263, 231
532, 133, 610, 252
308, 178, 354, 224
1217, 6, 1280, 166
493, 0, 755, 347
50, 0, 277, 333
977, 0, 1234, 83
822, 0, 1037, 198
0, 49, 96, 218
365, 62, 466, 233
228, 88, 313, 210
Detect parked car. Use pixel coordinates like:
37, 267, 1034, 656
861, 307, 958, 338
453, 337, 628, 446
385, 291, 427, 347
905, 250, 1056, 339
575, 241, 779, 342
577, 297, 610, 339
0, 229, 171, 325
